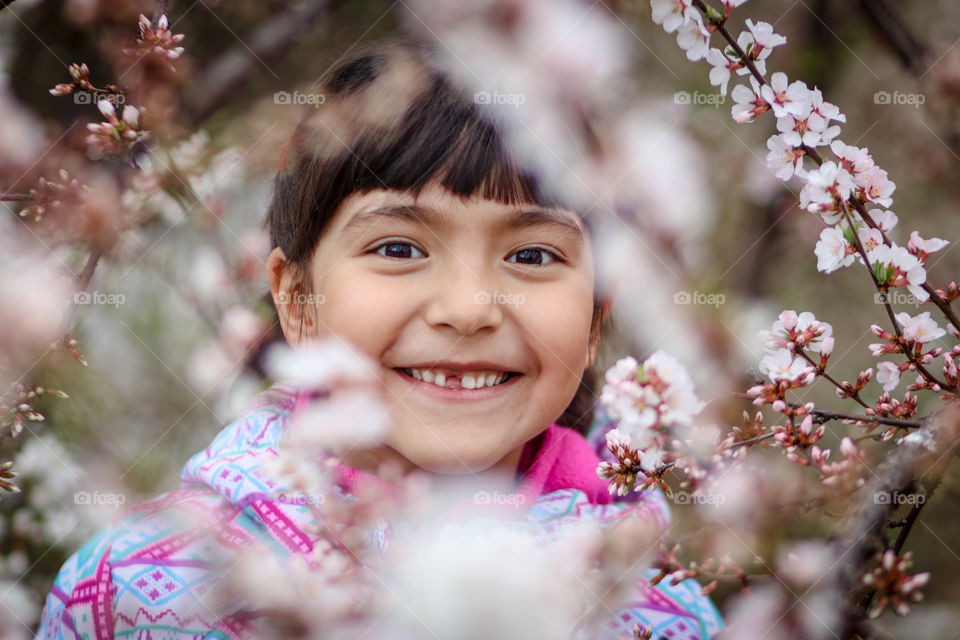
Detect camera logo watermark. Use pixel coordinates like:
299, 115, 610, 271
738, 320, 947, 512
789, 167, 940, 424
74, 491, 126, 507
473, 90, 526, 109
673, 491, 725, 508
274, 91, 326, 107
674, 91, 725, 107
874, 491, 925, 505
474, 490, 526, 506
874, 91, 925, 108
276, 291, 325, 306
874, 291, 922, 307
277, 491, 326, 506
474, 290, 525, 308
674, 290, 725, 308
74, 291, 125, 308
75, 90, 125, 106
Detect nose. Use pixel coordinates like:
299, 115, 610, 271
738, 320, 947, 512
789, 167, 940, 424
423, 264, 504, 336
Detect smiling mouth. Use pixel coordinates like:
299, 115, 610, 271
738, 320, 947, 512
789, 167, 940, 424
393, 367, 519, 390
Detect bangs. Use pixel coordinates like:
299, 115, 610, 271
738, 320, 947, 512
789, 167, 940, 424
273, 40, 563, 264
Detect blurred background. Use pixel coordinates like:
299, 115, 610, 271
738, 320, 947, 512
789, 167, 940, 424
2, 0, 960, 636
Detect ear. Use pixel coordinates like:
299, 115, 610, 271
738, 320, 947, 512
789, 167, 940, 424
585, 299, 610, 369
267, 247, 318, 345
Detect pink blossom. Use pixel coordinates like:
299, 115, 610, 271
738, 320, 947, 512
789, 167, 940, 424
831, 140, 873, 174
895, 311, 946, 344
759, 349, 813, 383
650, 0, 694, 34
706, 48, 738, 95
765, 134, 804, 180
855, 165, 896, 207
799, 161, 855, 223
876, 361, 901, 392
869, 208, 898, 232
759, 72, 812, 119
731, 77, 769, 123
675, 14, 710, 61
743, 19, 786, 63
814, 226, 854, 273
907, 231, 948, 260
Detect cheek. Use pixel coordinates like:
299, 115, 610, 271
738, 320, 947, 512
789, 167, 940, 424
313, 270, 411, 356
521, 281, 594, 381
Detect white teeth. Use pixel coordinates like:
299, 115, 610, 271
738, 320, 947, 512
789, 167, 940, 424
403, 368, 512, 389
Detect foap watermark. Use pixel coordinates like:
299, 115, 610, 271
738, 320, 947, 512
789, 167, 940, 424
74, 490, 126, 507
673, 491, 726, 508
674, 290, 725, 308
674, 90, 725, 107
474, 490, 526, 507
874, 491, 925, 506
74, 290, 125, 308
274, 90, 326, 107
474, 290, 525, 308
277, 491, 326, 506
276, 291, 325, 306
874, 90, 925, 108
874, 290, 922, 307
75, 90, 125, 106
473, 90, 526, 109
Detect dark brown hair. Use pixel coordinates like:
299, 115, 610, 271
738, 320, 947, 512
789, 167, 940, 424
265, 38, 606, 433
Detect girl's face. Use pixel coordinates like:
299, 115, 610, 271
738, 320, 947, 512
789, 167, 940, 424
268, 183, 597, 476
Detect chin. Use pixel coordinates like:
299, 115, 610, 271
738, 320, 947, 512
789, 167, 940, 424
397, 446, 506, 475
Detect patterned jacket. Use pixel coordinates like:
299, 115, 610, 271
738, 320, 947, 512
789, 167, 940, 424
36, 384, 724, 639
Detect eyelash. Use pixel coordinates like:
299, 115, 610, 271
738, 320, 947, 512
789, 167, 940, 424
370, 241, 564, 266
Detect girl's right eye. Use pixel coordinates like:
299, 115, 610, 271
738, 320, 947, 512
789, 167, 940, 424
372, 242, 426, 259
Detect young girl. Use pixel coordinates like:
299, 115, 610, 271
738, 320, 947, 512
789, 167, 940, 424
37, 39, 724, 639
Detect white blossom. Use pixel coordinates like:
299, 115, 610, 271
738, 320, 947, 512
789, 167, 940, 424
814, 226, 854, 273
759, 72, 812, 119
876, 361, 901, 392
895, 311, 946, 344
759, 349, 813, 383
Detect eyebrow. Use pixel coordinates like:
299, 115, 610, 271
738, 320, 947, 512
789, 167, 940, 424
339, 203, 584, 241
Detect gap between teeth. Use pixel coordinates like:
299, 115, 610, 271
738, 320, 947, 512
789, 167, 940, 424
405, 369, 509, 389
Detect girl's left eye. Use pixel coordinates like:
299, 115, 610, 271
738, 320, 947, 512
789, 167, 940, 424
506, 247, 562, 266
373, 242, 426, 259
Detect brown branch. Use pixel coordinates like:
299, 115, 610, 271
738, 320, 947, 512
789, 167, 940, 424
790, 404, 924, 430
796, 349, 872, 409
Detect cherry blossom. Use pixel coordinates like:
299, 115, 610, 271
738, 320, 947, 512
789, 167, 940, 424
128, 13, 186, 64
870, 208, 898, 232
759, 72, 812, 119
762, 310, 833, 352
650, 0, 694, 34
706, 48, 738, 95
831, 140, 873, 174
675, 14, 711, 61
907, 231, 948, 260
876, 361, 901, 392
740, 19, 786, 73
758, 349, 814, 383
799, 161, 855, 223
868, 244, 929, 302
85, 99, 148, 159
854, 165, 896, 208
895, 311, 946, 344
731, 77, 769, 123
862, 550, 931, 618
600, 352, 703, 449
765, 134, 805, 180
814, 225, 855, 273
